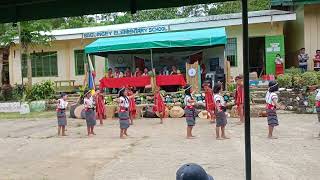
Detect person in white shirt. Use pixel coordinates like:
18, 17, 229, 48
118, 88, 131, 139
184, 85, 197, 139
298, 48, 309, 72
56, 93, 68, 136
213, 83, 229, 140
265, 81, 280, 139
84, 90, 96, 136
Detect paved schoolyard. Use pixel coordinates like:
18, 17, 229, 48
0, 112, 319, 180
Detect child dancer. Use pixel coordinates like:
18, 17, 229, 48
153, 86, 166, 124
95, 88, 106, 125
127, 87, 137, 125
84, 90, 96, 136
184, 85, 197, 139
213, 83, 229, 140
203, 83, 215, 123
235, 75, 244, 124
315, 88, 320, 137
265, 81, 280, 139
118, 88, 130, 139
56, 93, 68, 136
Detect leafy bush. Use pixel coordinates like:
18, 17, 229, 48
285, 67, 302, 75
292, 74, 304, 88
315, 71, 320, 85
277, 74, 292, 88
301, 72, 318, 86
12, 84, 24, 100
227, 83, 236, 92
26, 80, 55, 101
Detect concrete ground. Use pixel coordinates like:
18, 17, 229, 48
0, 112, 319, 180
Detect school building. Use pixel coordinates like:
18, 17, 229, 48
272, 0, 320, 69
7, 10, 296, 86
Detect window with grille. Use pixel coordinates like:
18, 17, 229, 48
226, 38, 237, 67
74, 50, 95, 75
21, 52, 58, 77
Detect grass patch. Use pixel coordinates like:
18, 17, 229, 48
0, 111, 56, 120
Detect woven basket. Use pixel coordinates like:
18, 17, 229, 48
169, 106, 184, 118
74, 105, 85, 119
106, 105, 116, 119
198, 110, 210, 119
156, 107, 169, 118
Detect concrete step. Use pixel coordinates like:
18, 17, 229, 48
251, 92, 266, 98
252, 97, 265, 104
250, 87, 268, 92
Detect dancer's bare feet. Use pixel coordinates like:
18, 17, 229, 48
187, 136, 196, 139
222, 136, 230, 139
268, 136, 278, 139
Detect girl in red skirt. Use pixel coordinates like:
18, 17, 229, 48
153, 86, 166, 124
235, 75, 244, 124
203, 83, 215, 123
95, 88, 106, 125
127, 87, 137, 125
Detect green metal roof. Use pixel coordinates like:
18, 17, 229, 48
85, 27, 226, 54
0, 0, 233, 23
271, 0, 320, 6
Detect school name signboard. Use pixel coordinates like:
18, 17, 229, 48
83, 25, 169, 39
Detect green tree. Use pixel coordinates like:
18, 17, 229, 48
58, 16, 97, 29
208, 0, 270, 15
0, 20, 54, 87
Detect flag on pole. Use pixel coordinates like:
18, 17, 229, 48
87, 55, 96, 95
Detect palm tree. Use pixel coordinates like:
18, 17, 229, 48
0, 20, 54, 88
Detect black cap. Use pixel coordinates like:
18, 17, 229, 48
60, 92, 67, 98
176, 163, 214, 180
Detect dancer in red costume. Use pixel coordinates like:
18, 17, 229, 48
203, 83, 215, 123
127, 86, 137, 125
95, 88, 106, 125
153, 86, 166, 124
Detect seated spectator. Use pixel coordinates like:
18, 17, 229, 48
106, 68, 113, 78
125, 67, 132, 77
171, 65, 178, 75
142, 68, 149, 76
134, 67, 143, 77
162, 66, 169, 75
114, 67, 123, 78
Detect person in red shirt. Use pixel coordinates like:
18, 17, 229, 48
134, 67, 143, 77
313, 50, 320, 71
106, 68, 113, 78
142, 68, 149, 76
153, 86, 166, 124
203, 83, 215, 123
124, 67, 132, 77
114, 68, 123, 78
127, 86, 137, 125
95, 88, 106, 125
235, 75, 244, 124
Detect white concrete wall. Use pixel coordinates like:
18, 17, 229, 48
8, 22, 285, 85
9, 39, 106, 86
304, 4, 320, 70
284, 5, 305, 68
227, 22, 284, 77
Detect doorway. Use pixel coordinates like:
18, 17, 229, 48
0, 49, 9, 85
249, 37, 265, 77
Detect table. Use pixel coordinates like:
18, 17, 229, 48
54, 80, 75, 88
99, 76, 151, 88
156, 75, 186, 86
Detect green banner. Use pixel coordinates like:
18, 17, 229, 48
265, 35, 285, 75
